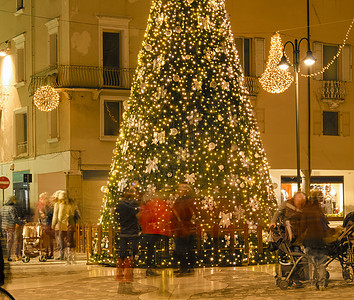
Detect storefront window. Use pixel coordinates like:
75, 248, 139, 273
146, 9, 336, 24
281, 176, 344, 218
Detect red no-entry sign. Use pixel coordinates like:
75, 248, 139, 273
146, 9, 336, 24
0, 176, 10, 189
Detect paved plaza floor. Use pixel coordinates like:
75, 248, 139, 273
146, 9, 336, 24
3, 257, 354, 300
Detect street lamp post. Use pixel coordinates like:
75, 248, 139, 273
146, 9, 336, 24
279, 38, 316, 191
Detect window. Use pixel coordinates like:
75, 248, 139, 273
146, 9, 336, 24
12, 33, 26, 85
103, 32, 120, 86
323, 45, 338, 81
45, 18, 59, 66
281, 176, 344, 217
104, 100, 122, 136
235, 37, 265, 77
323, 111, 339, 136
100, 96, 127, 140
47, 108, 59, 142
97, 15, 131, 69
14, 107, 28, 156
314, 42, 352, 81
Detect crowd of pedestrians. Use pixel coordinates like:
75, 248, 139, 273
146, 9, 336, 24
0, 190, 80, 265
115, 182, 196, 294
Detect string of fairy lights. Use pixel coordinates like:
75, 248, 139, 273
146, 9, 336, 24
260, 19, 354, 93
93, 0, 277, 266
301, 18, 354, 78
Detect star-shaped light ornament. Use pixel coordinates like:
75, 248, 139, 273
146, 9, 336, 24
221, 80, 230, 91
192, 78, 203, 91
146, 184, 156, 193
184, 173, 196, 184
157, 86, 167, 100
117, 178, 128, 192
234, 206, 245, 221
219, 212, 232, 228
152, 131, 166, 144
201, 196, 217, 211
178, 147, 190, 161
199, 15, 210, 30
156, 13, 164, 26
229, 114, 238, 127
187, 109, 202, 126
249, 198, 260, 211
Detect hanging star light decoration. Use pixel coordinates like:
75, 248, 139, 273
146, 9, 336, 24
259, 32, 294, 94
33, 85, 60, 111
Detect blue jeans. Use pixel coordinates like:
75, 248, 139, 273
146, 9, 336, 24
305, 247, 328, 287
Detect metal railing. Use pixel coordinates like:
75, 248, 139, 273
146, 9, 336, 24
76, 222, 267, 266
244, 76, 260, 98
320, 80, 347, 100
17, 141, 27, 155
29, 65, 136, 95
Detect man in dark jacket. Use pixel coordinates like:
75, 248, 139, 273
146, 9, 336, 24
115, 183, 141, 294
0, 196, 22, 261
300, 190, 330, 291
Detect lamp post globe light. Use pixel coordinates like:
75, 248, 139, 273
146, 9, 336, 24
278, 38, 316, 191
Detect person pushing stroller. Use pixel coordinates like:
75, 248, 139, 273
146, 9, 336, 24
270, 191, 307, 261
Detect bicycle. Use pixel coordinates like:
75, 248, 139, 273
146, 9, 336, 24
0, 287, 15, 300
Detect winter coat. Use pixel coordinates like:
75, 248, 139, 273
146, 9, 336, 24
171, 196, 196, 238
300, 202, 330, 249
139, 198, 171, 236
0, 197, 21, 229
271, 199, 303, 243
116, 199, 140, 236
52, 202, 77, 231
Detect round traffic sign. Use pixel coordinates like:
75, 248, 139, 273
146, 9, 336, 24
0, 176, 10, 189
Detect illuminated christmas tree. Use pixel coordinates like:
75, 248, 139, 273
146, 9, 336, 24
94, 0, 277, 265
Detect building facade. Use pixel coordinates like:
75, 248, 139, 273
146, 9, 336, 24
0, 0, 353, 223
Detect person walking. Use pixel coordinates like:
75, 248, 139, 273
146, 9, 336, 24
115, 183, 141, 294
300, 190, 330, 291
138, 192, 171, 276
171, 183, 196, 275
0, 196, 22, 261
52, 190, 67, 260
35, 192, 54, 259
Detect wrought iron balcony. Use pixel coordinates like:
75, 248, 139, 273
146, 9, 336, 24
244, 76, 260, 99
29, 65, 136, 95
319, 80, 347, 110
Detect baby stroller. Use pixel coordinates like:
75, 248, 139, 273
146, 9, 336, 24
325, 217, 354, 282
269, 226, 310, 290
22, 222, 47, 263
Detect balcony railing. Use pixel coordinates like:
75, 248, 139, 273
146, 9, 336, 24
17, 141, 27, 156
320, 80, 347, 100
29, 65, 136, 95
319, 80, 347, 110
244, 76, 260, 98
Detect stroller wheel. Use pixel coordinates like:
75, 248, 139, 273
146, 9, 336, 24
278, 279, 289, 290
342, 268, 353, 282
22, 256, 30, 263
39, 255, 47, 262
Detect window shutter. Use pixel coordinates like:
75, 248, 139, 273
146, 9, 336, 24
255, 108, 265, 133
254, 38, 265, 77
341, 112, 350, 137
313, 110, 322, 135
341, 44, 352, 82
313, 42, 323, 80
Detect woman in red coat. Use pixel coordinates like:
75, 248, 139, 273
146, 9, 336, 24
139, 193, 171, 276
